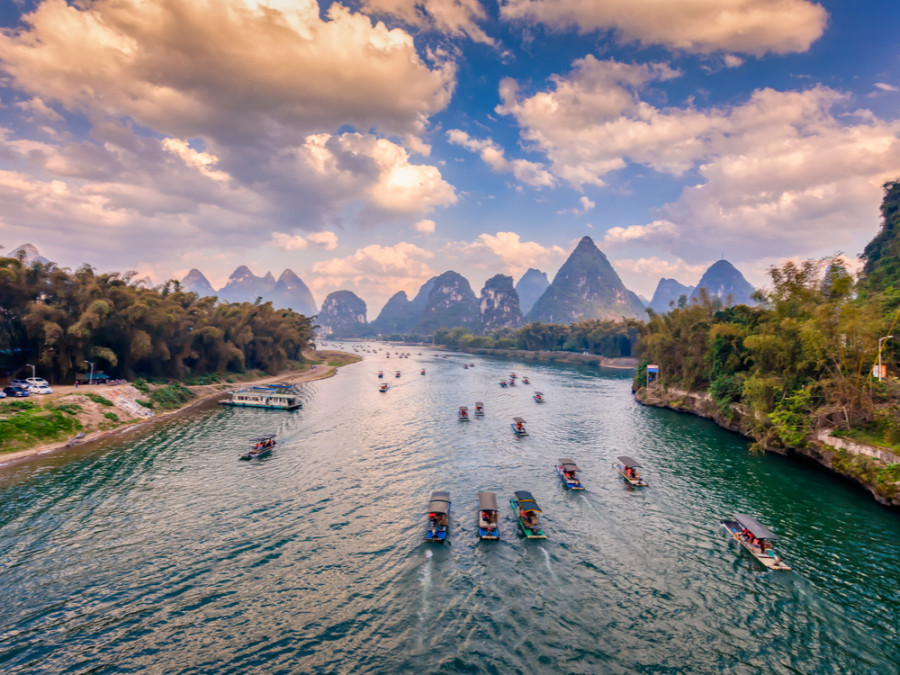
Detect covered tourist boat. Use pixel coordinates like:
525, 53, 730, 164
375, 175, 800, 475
556, 458, 584, 490
474, 401, 485, 416
379, 383, 388, 393
458, 406, 470, 421
378, 370, 383, 378
425, 491, 451, 543
222, 384, 302, 410
239, 434, 276, 460
522, 377, 529, 384
395, 371, 401, 378
499, 380, 508, 388
476, 491, 500, 540
613, 456, 648, 486
722, 514, 791, 571
510, 491, 546, 539
421, 369, 426, 375
533, 391, 544, 403
511, 416, 528, 436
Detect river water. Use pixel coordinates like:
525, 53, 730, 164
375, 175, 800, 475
1, 348, 898, 674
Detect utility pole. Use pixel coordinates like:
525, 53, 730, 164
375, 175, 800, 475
85, 360, 95, 385
26, 363, 36, 379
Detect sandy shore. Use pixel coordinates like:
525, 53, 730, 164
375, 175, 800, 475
0, 352, 357, 469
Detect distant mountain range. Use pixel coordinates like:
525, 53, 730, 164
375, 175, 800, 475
7, 242, 759, 337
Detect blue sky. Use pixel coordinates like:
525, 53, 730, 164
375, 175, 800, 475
1, 0, 898, 313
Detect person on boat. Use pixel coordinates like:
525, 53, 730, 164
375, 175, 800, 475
516, 422, 523, 432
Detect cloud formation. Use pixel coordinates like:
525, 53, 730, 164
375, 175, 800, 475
499, 0, 828, 55
499, 57, 900, 262
447, 129, 556, 187
459, 232, 566, 279
270, 231, 339, 251
363, 0, 494, 44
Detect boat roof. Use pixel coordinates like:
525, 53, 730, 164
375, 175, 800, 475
477, 491, 498, 511
617, 455, 641, 467
428, 491, 451, 514
514, 490, 542, 512
513, 416, 526, 424
535, 391, 543, 395
733, 514, 778, 540
459, 406, 468, 410
249, 435, 276, 442
558, 458, 579, 471
475, 401, 483, 406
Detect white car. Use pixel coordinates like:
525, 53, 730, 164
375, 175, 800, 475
29, 384, 53, 395
26, 377, 50, 388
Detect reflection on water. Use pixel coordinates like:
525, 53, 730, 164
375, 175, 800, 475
1, 346, 898, 673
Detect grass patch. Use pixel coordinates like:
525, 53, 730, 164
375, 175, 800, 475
833, 429, 900, 454
136, 399, 153, 410
327, 360, 343, 367
103, 412, 119, 422
0, 404, 83, 453
150, 383, 195, 410
132, 379, 150, 395
51, 403, 83, 415
0, 400, 37, 414
182, 373, 221, 386
85, 393, 114, 407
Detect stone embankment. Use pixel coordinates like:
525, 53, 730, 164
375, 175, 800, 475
634, 384, 900, 508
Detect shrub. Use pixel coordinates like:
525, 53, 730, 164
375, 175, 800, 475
85, 393, 114, 407
150, 383, 195, 410
132, 379, 150, 395
136, 399, 154, 409
103, 412, 119, 422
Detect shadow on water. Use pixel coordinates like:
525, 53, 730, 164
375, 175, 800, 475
0, 345, 898, 673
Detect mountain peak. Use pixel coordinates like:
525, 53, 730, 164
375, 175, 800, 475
229, 265, 253, 280
689, 259, 756, 306
10, 243, 50, 265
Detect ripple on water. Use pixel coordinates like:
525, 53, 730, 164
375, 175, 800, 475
0, 349, 898, 673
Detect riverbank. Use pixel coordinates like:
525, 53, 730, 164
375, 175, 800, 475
0, 350, 360, 468
634, 384, 900, 508
450, 347, 638, 369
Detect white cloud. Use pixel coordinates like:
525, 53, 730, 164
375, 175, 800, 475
459, 232, 566, 279
363, 0, 494, 45
271, 230, 338, 251
162, 139, 230, 182
307, 231, 338, 250
558, 195, 595, 215
499, 0, 828, 55
874, 83, 899, 93
311, 241, 436, 311
723, 54, 744, 69
612, 256, 707, 297
447, 129, 556, 187
500, 57, 900, 263
413, 219, 436, 233
0, 0, 455, 142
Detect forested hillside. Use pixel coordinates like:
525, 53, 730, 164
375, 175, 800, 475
636, 181, 900, 457
0, 258, 315, 383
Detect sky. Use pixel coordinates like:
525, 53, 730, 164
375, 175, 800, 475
1, 0, 899, 315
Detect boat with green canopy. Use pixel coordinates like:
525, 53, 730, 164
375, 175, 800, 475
510, 490, 546, 539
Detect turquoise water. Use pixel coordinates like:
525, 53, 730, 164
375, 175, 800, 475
1, 348, 898, 674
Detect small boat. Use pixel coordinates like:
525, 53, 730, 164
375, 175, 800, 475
476, 491, 500, 540
508, 378, 516, 386
240, 434, 276, 460
395, 371, 401, 378
511, 416, 527, 436
556, 458, 584, 490
222, 384, 302, 410
379, 383, 388, 393
510, 372, 517, 380
613, 456, 648, 486
421, 369, 426, 375
522, 377, 529, 384
425, 491, 451, 543
474, 401, 485, 416
721, 514, 791, 571
464, 364, 469, 369
378, 370, 384, 378
533, 391, 544, 403
510, 491, 546, 539
499, 380, 508, 388
469, 363, 475, 367
458, 405, 470, 421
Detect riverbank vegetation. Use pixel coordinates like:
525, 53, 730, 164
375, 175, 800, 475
636, 181, 900, 454
433, 319, 640, 356
0, 261, 316, 383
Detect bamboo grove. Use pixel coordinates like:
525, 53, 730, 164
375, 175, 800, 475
637, 181, 900, 449
0, 260, 316, 383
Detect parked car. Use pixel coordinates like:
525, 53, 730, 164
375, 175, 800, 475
0, 390, 6, 399
3, 386, 30, 398
29, 385, 53, 395
10, 379, 30, 388
26, 377, 50, 388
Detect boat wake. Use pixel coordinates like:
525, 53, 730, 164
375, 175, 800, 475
541, 547, 558, 583
417, 554, 433, 648
580, 493, 596, 511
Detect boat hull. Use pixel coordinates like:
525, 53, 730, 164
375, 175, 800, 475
222, 401, 301, 410
511, 424, 528, 436
613, 464, 647, 486
555, 465, 584, 490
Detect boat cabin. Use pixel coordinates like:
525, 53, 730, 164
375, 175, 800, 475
458, 406, 469, 420
557, 458, 583, 489
511, 490, 545, 538
474, 401, 484, 416
222, 384, 302, 410
534, 391, 544, 402
512, 416, 527, 435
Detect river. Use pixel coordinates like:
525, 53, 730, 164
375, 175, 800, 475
1, 347, 898, 674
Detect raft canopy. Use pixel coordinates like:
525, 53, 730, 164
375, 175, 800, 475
477, 491, 498, 511
558, 458, 579, 472
459, 406, 468, 411
734, 514, 778, 540
514, 490, 542, 513
513, 417, 526, 424
617, 455, 640, 467
250, 434, 276, 442
428, 491, 451, 514
475, 401, 484, 406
